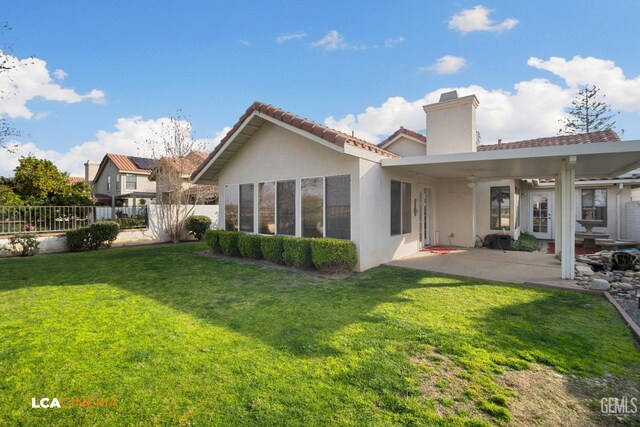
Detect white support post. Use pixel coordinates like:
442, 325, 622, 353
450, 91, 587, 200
560, 157, 576, 279
554, 171, 562, 255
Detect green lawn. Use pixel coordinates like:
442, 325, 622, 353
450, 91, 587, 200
0, 243, 638, 426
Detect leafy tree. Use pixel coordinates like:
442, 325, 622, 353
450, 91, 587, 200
558, 85, 620, 135
13, 156, 92, 206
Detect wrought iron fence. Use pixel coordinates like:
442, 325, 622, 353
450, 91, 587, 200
0, 206, 148, 235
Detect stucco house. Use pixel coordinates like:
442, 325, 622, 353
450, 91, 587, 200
89, 153, 158, 207
192, 91, 640, 278
150, 151, 218, 205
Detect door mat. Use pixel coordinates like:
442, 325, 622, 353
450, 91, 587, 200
421, 246, 456, 254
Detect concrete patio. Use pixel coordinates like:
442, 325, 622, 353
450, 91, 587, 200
387, 247, 563, 284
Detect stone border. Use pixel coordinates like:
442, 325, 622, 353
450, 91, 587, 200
604, 291, 640, 343
523, 280, 603, 295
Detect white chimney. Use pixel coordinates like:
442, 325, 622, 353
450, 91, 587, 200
84, 160, 99, 185
423, 90, 479, 155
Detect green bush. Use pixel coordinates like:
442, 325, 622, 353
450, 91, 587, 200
311, 238, 357, 271
205, 229, 222, 253
66, 221, 119, 251
185, 215, 212, 240
3, 233, 39, 257
261, 235, 285, 264
510, 232, 540, 252
238, 233, 263, 259
219, 231, 241, 257
282, 237, 314, 269
66, 228, 89, 252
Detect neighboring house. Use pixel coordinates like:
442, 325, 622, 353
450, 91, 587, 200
150, 151, 218, 204
90, 154, 157, 206
192, 92, 640, 278
66, 176, 86, 185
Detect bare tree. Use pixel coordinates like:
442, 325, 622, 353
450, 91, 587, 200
1, 22, 29, 153
143, 111, 217, 243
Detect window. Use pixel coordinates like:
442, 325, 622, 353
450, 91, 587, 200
116, 174, 121, 191
258, 182, 275, 234
581, 188, 607, 226
126, 174, 137, 190
277, 180, 296, 235
490, 186, 510, 230
326, 175, 351, 239
239, 184, 254, 232
224, 184, 239, 231
302, 177, 324, 237
391, 180, 412, 235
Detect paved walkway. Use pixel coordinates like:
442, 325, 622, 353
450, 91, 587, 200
387, 247, 563, 284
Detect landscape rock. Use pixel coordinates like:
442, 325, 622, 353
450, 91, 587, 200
590, 278, 610, 291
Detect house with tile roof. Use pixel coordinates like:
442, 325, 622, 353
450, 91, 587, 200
192, 91, 640, 277
90, 153, 158, 206
150, 151, 218, 205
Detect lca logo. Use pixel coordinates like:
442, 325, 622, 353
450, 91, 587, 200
32, 397, 61, 409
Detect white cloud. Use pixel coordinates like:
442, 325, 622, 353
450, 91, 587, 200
528, 56, 640, 111
311, 30, 367, 51
0, 117, 230, 177
238, 39, 251, 46
275, 32, 307, 44
448, 5, 518, 34
384, 36, 405, 48
0, 51, 106, 119
422, 55, 467, 74
53, 69, 68, 80
325, 56, 640, 144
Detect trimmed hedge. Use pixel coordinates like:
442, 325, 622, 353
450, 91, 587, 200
66, 221, 120, 251
261, 235, 285, 264
311, 238, 357, 272
238, 234, 264, 259
186, 215, 212, 240
207, 231, 357, 271
282, 237, 314, 269
205, 229, 223, 253
219, 231, 242, 257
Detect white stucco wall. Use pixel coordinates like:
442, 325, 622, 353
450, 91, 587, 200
383, 136, 426, 157
435, 179, 475, 247
626, 200, 640, 240
425, 96, 477, 156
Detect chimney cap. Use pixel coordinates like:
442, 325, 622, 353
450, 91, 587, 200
439, 90, 459, 102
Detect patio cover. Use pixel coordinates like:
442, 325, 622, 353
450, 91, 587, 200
381, 139, 640, 279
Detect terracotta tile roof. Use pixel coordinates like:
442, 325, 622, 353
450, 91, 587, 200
192, 101, 397, 180
66, 176, 85, 184
105, 154, 155, 174
478, 129, 621, 152
378, 127, 426, 147
152, 151, 210, 179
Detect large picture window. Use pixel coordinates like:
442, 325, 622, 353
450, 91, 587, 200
239, 183, 254, 232
116, 174, 121, 191
302, 177, 324, 238
490, 186, 510, 230
581, 188, 607, 226
258, 182, 275, 234
277, 180, 296, 235
326, 175, 351, 239
391, 180, 412, 235
224, 184, 239, 231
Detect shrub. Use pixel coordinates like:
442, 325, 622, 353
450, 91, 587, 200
3, 233, 39, 257
311, 238, 357, 272
185, 215, 212, 240
87, 221, 120, 250
510, 232, 540, 252
238, 233, 263, 259
282, 237, 314, 269
261, 235, 285, 264
219, 231, 241, 257
66, 221, 119, 251
205, 229, 222, 253
66, 228, 89, 251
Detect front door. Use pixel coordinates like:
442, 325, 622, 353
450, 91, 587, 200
420, 187, 431, 247
529, 192, 553, 239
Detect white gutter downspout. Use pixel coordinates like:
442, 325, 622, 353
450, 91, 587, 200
616, 183, 623, 240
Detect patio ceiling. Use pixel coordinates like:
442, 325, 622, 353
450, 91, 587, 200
381, 140, 640, 180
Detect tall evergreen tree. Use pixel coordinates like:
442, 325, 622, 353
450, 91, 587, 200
558, 85, 619, 135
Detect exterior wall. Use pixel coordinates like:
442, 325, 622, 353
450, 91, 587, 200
93, 159, 156, 203
383, 136, 426, 157
435, 179, 475, 247
425, 96, 477, 156
626, 199, 640, 240
475, 179, 519, 241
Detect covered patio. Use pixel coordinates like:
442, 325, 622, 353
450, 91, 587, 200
382, 139, 640, 279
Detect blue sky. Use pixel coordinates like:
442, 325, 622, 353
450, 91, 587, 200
2, 0, 640, 176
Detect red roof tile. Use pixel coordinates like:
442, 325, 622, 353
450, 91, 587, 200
105, 154, 155, 173
66, 176, 85, 184
192, 102, 397, 180
478, 129, 620, 151
378, 127, 427, 147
